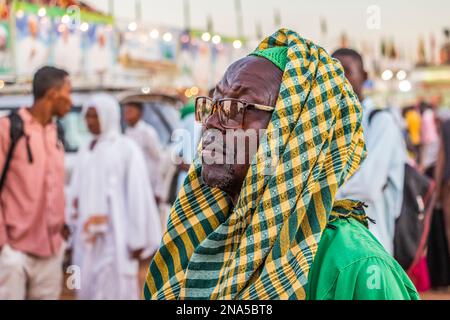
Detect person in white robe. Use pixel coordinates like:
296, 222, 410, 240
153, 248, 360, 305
67, 94, 162, 300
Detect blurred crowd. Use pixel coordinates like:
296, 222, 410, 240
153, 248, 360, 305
402, 97, 450, 291
1, 45, 450, 300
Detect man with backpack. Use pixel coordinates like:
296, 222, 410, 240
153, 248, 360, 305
333, 49, 407, 255
0, 66, 72, 299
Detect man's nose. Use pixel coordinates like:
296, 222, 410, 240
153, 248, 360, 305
204, 109, 225, 133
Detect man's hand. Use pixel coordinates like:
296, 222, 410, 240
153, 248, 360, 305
83, 215, 108, 233
130, 248, 144, 260
83, 215, 108, 245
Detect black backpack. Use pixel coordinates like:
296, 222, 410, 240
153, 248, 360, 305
369, 109, 435, 271
0, 110, 65, 192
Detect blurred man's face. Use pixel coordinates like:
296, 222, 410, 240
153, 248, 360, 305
334, 55, 367, 101
201, 56, 283, 200
85, 107, 101, 135
123, 104, 142, 127
50, 77, 73, 118
98, 33, 106, 47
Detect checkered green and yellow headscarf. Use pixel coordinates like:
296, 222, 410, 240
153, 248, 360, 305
144, 29, 366, 300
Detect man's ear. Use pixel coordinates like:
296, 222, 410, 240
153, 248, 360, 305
363, 70, 369, 83
45, 87, 59, 102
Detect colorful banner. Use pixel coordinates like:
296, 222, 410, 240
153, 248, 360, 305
3, 1, 248, 88
118, 26, 178, 68
12, 1, 115, 78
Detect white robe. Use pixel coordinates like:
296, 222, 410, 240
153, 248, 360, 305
68, 94, 162, 300
125, 121, 164, 200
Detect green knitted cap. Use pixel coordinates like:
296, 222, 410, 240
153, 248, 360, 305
180, 99, 195, 120
249, 46, 288, 71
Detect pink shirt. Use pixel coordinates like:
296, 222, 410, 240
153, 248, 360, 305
0, 108, 65, 258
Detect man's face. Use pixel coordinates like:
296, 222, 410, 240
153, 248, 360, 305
201, 56, 283, 197
334, 55, 367, 101
123, 104, 142, 126
85, 107, 101, 135
49, 77, 73, 118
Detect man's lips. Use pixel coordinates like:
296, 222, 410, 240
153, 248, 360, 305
201, 149, 218, 158
202, 144, 226, 160
202, 139, 233, 164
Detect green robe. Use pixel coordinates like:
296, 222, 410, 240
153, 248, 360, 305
306, 217, 420, 300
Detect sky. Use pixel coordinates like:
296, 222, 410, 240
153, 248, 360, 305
84, 0, 450, 52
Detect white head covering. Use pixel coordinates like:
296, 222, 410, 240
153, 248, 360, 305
83, 93, 121, 139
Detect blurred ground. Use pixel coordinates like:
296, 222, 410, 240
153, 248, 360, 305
60, 256, 151, 300
420, 289, 450, 300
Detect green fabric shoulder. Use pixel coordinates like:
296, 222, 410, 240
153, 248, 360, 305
306, 218, 420, 300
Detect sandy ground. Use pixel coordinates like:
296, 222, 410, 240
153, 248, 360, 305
420, 289, 450, 300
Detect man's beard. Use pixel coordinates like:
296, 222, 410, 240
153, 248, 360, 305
201, 163, 237, 194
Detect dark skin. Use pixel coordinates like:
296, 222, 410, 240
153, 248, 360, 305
28, 76, 72, 126
201, 56, 283, 205
83, 107, 143, 260
332, 54, 367, 102
123, 103, 143, 127
85, 107, 101, 139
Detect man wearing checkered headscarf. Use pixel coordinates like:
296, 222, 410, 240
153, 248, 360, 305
144, 29, 419, 300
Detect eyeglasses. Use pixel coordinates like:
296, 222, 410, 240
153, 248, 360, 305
195, 96, 275, 129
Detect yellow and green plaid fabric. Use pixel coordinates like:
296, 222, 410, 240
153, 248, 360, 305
144, 28, 366, 300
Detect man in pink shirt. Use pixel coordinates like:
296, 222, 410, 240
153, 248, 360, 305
0, 66, 72, 299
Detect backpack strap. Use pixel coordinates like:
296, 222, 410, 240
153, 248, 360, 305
0, 111, 25, 192
56, 119, 65, 149
368, 108, 385, 125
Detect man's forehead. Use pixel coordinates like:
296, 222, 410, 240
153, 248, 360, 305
86, 106, 98, 114
224, 56, 272, 81
215, 56, 282, 100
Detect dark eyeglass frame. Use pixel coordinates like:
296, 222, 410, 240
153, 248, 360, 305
194, 96, 275, 129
